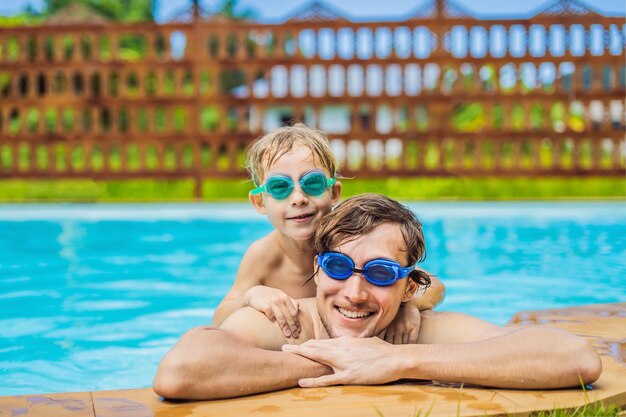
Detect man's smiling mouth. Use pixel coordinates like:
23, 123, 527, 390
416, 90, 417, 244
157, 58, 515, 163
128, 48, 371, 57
337, 307, 373, 319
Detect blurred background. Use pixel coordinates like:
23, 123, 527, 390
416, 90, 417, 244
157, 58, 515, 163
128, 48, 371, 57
0, 0, 624, 201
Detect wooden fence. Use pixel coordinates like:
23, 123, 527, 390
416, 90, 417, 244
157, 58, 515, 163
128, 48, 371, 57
0, 0, 624, 196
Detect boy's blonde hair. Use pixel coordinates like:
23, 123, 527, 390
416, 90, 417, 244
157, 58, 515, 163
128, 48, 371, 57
245, 124, 338, 186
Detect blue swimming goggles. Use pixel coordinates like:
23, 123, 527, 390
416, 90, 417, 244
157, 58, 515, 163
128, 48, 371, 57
317, 252, 416, 287
251, 170, 336, 200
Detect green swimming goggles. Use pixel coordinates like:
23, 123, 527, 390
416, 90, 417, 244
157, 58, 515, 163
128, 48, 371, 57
251, 169, 336, 200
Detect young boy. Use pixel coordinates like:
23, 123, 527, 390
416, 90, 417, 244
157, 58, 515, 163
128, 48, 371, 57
212, 124, 444, 342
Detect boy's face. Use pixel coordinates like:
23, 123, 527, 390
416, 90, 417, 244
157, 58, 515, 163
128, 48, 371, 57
249, 146, 341, 242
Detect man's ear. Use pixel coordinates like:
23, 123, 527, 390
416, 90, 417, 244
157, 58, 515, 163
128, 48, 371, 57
331, 180, 342, 206
249, 192, 267, 215
401, 277, 419, 303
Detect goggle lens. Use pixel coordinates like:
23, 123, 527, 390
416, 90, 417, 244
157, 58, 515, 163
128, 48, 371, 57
326, 256, 353, 278
266, 177, 293, 199
252, 170, 334, 200
367, 264, 396, 282
318, 252, 414, 286
300, 172, 327, 196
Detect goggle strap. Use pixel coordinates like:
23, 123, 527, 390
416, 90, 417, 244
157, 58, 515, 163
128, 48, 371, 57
250, 185, 265, 195
396, 264, 416, 277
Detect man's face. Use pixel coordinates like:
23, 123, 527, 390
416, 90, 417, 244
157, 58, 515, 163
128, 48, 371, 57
315, 223, 417, 338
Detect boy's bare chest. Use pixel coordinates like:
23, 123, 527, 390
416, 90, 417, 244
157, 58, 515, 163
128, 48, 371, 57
262, 263, 316, 299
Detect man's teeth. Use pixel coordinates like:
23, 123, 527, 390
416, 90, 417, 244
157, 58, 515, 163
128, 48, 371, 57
338, 307, 371, 319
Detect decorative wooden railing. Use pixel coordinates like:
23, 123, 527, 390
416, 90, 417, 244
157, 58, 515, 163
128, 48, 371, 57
0, 0, 624, 196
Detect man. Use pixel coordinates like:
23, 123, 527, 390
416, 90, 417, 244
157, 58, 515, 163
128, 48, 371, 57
153, 194, 602, 400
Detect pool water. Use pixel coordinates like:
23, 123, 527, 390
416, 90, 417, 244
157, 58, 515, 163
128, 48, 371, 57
1, 202, 625, 395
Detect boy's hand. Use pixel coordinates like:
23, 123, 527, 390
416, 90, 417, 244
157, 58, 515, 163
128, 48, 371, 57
245, 286, 301, 338
384, 303, 421, 344
414, 275, 445, 310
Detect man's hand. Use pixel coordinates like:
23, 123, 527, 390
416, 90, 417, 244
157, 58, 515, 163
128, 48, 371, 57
384, 303, 421, 344
245, 285, 300, 338
282, 337, 397, 387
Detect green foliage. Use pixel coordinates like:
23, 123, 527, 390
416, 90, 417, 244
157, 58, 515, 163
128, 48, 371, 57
452, 103, 485, 132
0, 15, 44, 27
0, 179, 196, 201
219, 69, 246, 94
118, 35, 147, 61
0, 178, 623, 202
34, 0, 154, 22
213, 0, 257, 20
345, 177, 625, 201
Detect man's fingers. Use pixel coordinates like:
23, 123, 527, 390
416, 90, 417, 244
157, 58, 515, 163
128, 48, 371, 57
408, 327, 419, 344
393, 332, 404, 345
384, 330, 395, 344
299, 374, 342, 388
282, 343, 329, 363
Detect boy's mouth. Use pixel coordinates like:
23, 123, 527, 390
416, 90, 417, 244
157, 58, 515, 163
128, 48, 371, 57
287, 213, 316, 221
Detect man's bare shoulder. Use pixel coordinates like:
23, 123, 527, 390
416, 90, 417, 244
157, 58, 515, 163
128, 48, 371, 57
219, 306, 289, 350
418, 310, 508, 345
219, 298, 321, 349
297, 298, 328, 339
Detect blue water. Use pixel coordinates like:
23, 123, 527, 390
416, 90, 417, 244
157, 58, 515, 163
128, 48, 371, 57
1, 202, 625, 396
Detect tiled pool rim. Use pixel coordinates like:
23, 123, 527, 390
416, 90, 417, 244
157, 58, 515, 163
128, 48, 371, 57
1, 302, 624, 417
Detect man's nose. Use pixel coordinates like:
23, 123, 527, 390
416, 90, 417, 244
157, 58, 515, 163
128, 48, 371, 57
343, 273, 369, 303
290, 186, 309, 206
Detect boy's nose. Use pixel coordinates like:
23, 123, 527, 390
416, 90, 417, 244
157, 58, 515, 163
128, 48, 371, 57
290, 186, 309, 206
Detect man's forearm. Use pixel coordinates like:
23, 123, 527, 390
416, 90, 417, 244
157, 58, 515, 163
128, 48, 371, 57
153, 327, 331, 400
396, 327, 601, 389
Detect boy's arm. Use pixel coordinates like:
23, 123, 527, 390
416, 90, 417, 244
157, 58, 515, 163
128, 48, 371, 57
283, 311, 602, 389
212, 239, 302, 337
153, 307, 331, 400
212, 239, 269, 325
413, 270, 445, 310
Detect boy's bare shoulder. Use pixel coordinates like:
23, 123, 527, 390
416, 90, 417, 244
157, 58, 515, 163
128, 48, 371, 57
241, 231, 284, 269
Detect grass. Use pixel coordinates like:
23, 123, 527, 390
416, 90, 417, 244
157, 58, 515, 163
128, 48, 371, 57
371, 400, 621, 417
368, 381, 625, 417
529, 402, 622, 417
0, 177, 623, 202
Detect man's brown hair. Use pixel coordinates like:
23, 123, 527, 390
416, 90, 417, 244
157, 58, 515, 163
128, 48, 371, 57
313, 194, 431, 287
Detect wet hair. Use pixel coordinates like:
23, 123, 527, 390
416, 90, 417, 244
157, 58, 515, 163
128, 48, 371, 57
313, 194, 431, 287
245, 124, 337, 186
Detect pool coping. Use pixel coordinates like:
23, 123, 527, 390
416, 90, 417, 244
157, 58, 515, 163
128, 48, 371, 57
1, 302, 624, 417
